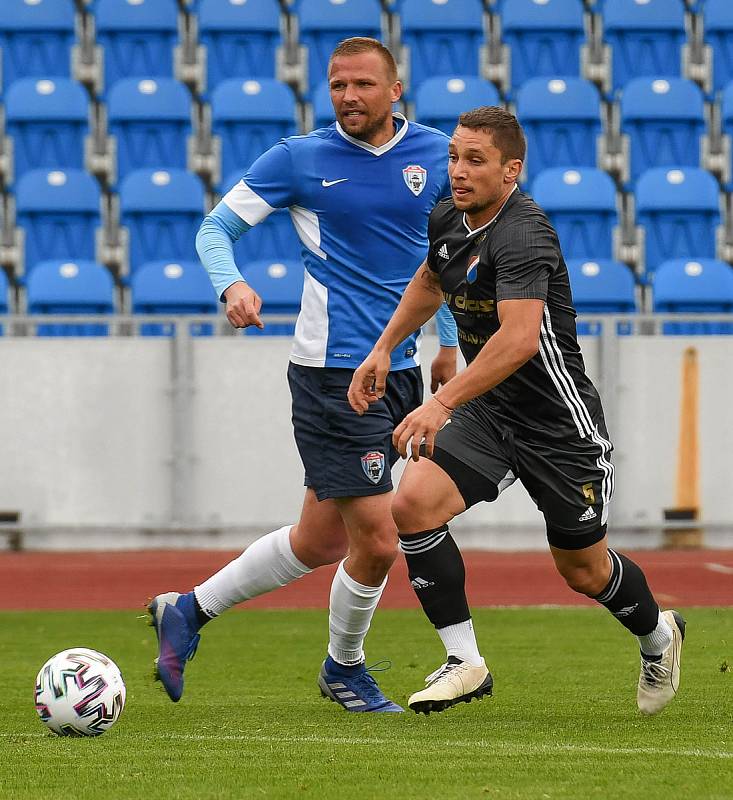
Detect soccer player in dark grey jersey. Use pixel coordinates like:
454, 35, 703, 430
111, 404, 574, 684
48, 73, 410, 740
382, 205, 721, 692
349, 107, 685, 716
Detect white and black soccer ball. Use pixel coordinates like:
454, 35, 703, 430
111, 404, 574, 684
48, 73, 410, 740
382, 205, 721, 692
34, 647, 126, 737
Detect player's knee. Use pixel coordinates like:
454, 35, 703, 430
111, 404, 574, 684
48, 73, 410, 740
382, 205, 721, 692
355, 527, 399, 573
557, 563, 606, 597
392, 487, 439, 532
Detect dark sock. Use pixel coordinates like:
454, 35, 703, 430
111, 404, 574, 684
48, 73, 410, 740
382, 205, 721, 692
187, 591, 212, 628
399, 525, 470, 629
593, 549, 659, 636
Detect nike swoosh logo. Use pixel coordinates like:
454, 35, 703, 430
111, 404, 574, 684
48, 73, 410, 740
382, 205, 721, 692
321, 178, 349, 187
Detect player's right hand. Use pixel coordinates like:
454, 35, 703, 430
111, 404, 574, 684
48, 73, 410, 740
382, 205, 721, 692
223, 281, 264, 329
348, 350, 391, 415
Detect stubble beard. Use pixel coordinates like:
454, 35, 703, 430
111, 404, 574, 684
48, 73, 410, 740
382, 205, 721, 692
339, 108, 391, 143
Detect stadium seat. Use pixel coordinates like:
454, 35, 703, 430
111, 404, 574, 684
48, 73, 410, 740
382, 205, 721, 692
653, 257, 733, 334
516, 77, 602, 183
0, 0, 75, 91
199, 0, 281, 89
620, 77, 705, 183
131, 260, 218, 336
501, 0, 586, 90
108, 78, 192, 181
119, 168, 204, 274
566, 258, 636, 335
719, 81, 733, 187
530, 167, 618, 260
400, 0, 485, 94
311, 80, 335, 129
212, 79, 297, 181
414, 76, 500, 137
26, 259, 115, 337
0, 267, 8, 334
635, 167, 720, 277
95, 0, 179, 89
297, 0, 382, 95
240, 258, 302, 336
602, 0, 686, 93
5, 77, 88, 179
16, 169, 101, 276
704, 0, 733, 94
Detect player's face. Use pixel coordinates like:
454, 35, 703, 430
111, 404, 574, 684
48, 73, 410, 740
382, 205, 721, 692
448, 127, 522, 225
328, 52, 402, 147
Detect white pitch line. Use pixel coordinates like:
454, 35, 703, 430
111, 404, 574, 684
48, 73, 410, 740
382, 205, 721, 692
705, 562, 733, 575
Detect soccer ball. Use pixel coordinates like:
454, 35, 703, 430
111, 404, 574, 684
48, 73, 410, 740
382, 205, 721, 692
34, 647, 126, 737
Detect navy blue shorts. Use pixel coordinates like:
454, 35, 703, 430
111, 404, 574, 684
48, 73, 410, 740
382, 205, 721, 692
287, 362, 423, 501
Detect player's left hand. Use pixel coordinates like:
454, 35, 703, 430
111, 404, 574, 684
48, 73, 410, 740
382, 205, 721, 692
393, 397, 453, 461
348, 349, 392, 415
430, 345, 458, 393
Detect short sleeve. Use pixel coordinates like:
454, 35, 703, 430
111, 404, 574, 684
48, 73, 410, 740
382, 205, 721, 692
425, 208, 441, 274
492, 216, 559, 302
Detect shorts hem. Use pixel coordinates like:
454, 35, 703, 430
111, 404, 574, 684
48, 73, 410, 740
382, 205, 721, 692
546, 523, 606, 551
312, 483, 393, 501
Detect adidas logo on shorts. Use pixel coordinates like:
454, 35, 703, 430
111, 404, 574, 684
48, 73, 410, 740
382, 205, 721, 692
438, 243, 449, 259
578, 506, 597, 522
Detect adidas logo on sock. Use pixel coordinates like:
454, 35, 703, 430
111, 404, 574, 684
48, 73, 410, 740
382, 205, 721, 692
438, 243, 449, 259
410, 577, 435, 589
578, 506, 597, 522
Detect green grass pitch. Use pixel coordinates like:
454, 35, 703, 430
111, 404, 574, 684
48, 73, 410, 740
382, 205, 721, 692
1, 608, 731, 800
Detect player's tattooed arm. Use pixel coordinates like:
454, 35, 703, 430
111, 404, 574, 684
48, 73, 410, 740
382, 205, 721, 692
419, 265, 443, 296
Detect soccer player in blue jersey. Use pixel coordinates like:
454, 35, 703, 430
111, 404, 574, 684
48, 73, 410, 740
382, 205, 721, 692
148, 38, 458, 712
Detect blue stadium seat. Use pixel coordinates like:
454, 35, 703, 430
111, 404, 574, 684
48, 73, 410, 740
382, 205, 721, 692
297, 0, 382, 95
501, 0, 585, 90
131, 260, 218, 336
653, 257, 733, 334
220, 171, 302, 263
620, 77, 705, 183
516, 77, 602, 183
240, 258, 303, 336
119, 168, 204, 274
566, 258, 636, 335
95, 0, 179, 89
108, 77, 191, 181
0, 267, 8, 333
199, 0, 281, 89
26, 259, 114, 337
602, 0, 686, 93
212, 78, 297, 181
312, 80, 335, 129
5, 77, 88, 179
531, 167, 618, 260
704, 0, 733, 94
16, 169, 101, 276
414, 76, 500, 137
635, 167, 720, 277
400, 0, 484, 94
0, 0, 75, 91
719, 81, 733, 188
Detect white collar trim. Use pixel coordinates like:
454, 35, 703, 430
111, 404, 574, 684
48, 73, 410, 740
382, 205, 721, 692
336, 113, 409, 155
463, 184, 518, 237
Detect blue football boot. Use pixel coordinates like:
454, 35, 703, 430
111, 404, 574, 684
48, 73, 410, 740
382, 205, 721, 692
318, 656, 403, 712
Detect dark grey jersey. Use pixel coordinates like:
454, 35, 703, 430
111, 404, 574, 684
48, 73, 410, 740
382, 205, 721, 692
426, 189, 609, 442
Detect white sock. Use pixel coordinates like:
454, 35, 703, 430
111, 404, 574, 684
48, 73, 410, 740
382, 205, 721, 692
437, 619, 483, 665
327, 559, 386, 666
638, 611, 673, 657
194, 526, 310, 617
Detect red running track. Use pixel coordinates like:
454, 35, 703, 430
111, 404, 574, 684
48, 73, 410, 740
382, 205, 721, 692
1, 549, 731, 610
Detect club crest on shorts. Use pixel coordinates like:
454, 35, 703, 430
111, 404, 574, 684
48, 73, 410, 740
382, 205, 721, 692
403, 165, 427, 196
361, 451, 385, 484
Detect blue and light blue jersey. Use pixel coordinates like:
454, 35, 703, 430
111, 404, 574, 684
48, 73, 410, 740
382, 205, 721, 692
202, 114, 455, 369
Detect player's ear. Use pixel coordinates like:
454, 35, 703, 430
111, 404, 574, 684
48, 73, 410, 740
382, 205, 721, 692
390, 80, 403, 104
505, 159, 522, 182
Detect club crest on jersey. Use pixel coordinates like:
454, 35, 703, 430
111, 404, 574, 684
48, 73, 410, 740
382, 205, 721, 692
361, 451, 385, 484
403, 165, 427, 196
466, 254, 480, 284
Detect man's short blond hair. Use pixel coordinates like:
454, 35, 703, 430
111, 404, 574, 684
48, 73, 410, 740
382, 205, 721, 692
328, 37, 399, 83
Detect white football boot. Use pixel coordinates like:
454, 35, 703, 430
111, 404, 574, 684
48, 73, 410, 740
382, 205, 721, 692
408, 656, 493, 715
637, 610, 686, 715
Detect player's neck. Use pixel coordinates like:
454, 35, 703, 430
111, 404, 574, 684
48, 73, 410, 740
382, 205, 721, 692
361, 116, 401, 148
464, 184, 517, 230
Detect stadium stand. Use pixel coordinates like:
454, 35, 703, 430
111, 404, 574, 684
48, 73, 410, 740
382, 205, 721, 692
0, 0, 75, 91
131, 259, 218, 336
211, 78, 297, 184
5, 77, 89, 180
653, 257, 733, 333
240, 258, 303, 336
531, 167, 619, 261
311, 79, 335, 129
516, 76, 603, 183
703, 0, 733, 95
414, 76, 500, 137
719, 80, 733, 187
119, 168, 204, 275
567, 258, 637, 335
26, 259, 115, 336
620, 77, 706, 183
635, 166, 721, 277
0, 267, 8, 332
15, 168, 101, 277
399, 0, 485, 94
107, 77, 192, 181
198, 0, 282, 89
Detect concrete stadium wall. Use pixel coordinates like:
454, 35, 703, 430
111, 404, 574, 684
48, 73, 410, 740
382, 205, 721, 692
0, 334, 731, 536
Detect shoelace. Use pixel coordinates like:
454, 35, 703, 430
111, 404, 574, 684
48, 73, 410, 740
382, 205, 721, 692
640, 656, 671, 688
183, 633, 201, 663
345, 661, 393, 704
424, 661, 465, 686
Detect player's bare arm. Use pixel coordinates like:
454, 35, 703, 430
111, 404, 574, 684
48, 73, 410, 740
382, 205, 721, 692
348, 262, 443, 414
393, 297, 544, 460
430, 345, 458, 393
223, 280, 264, 330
